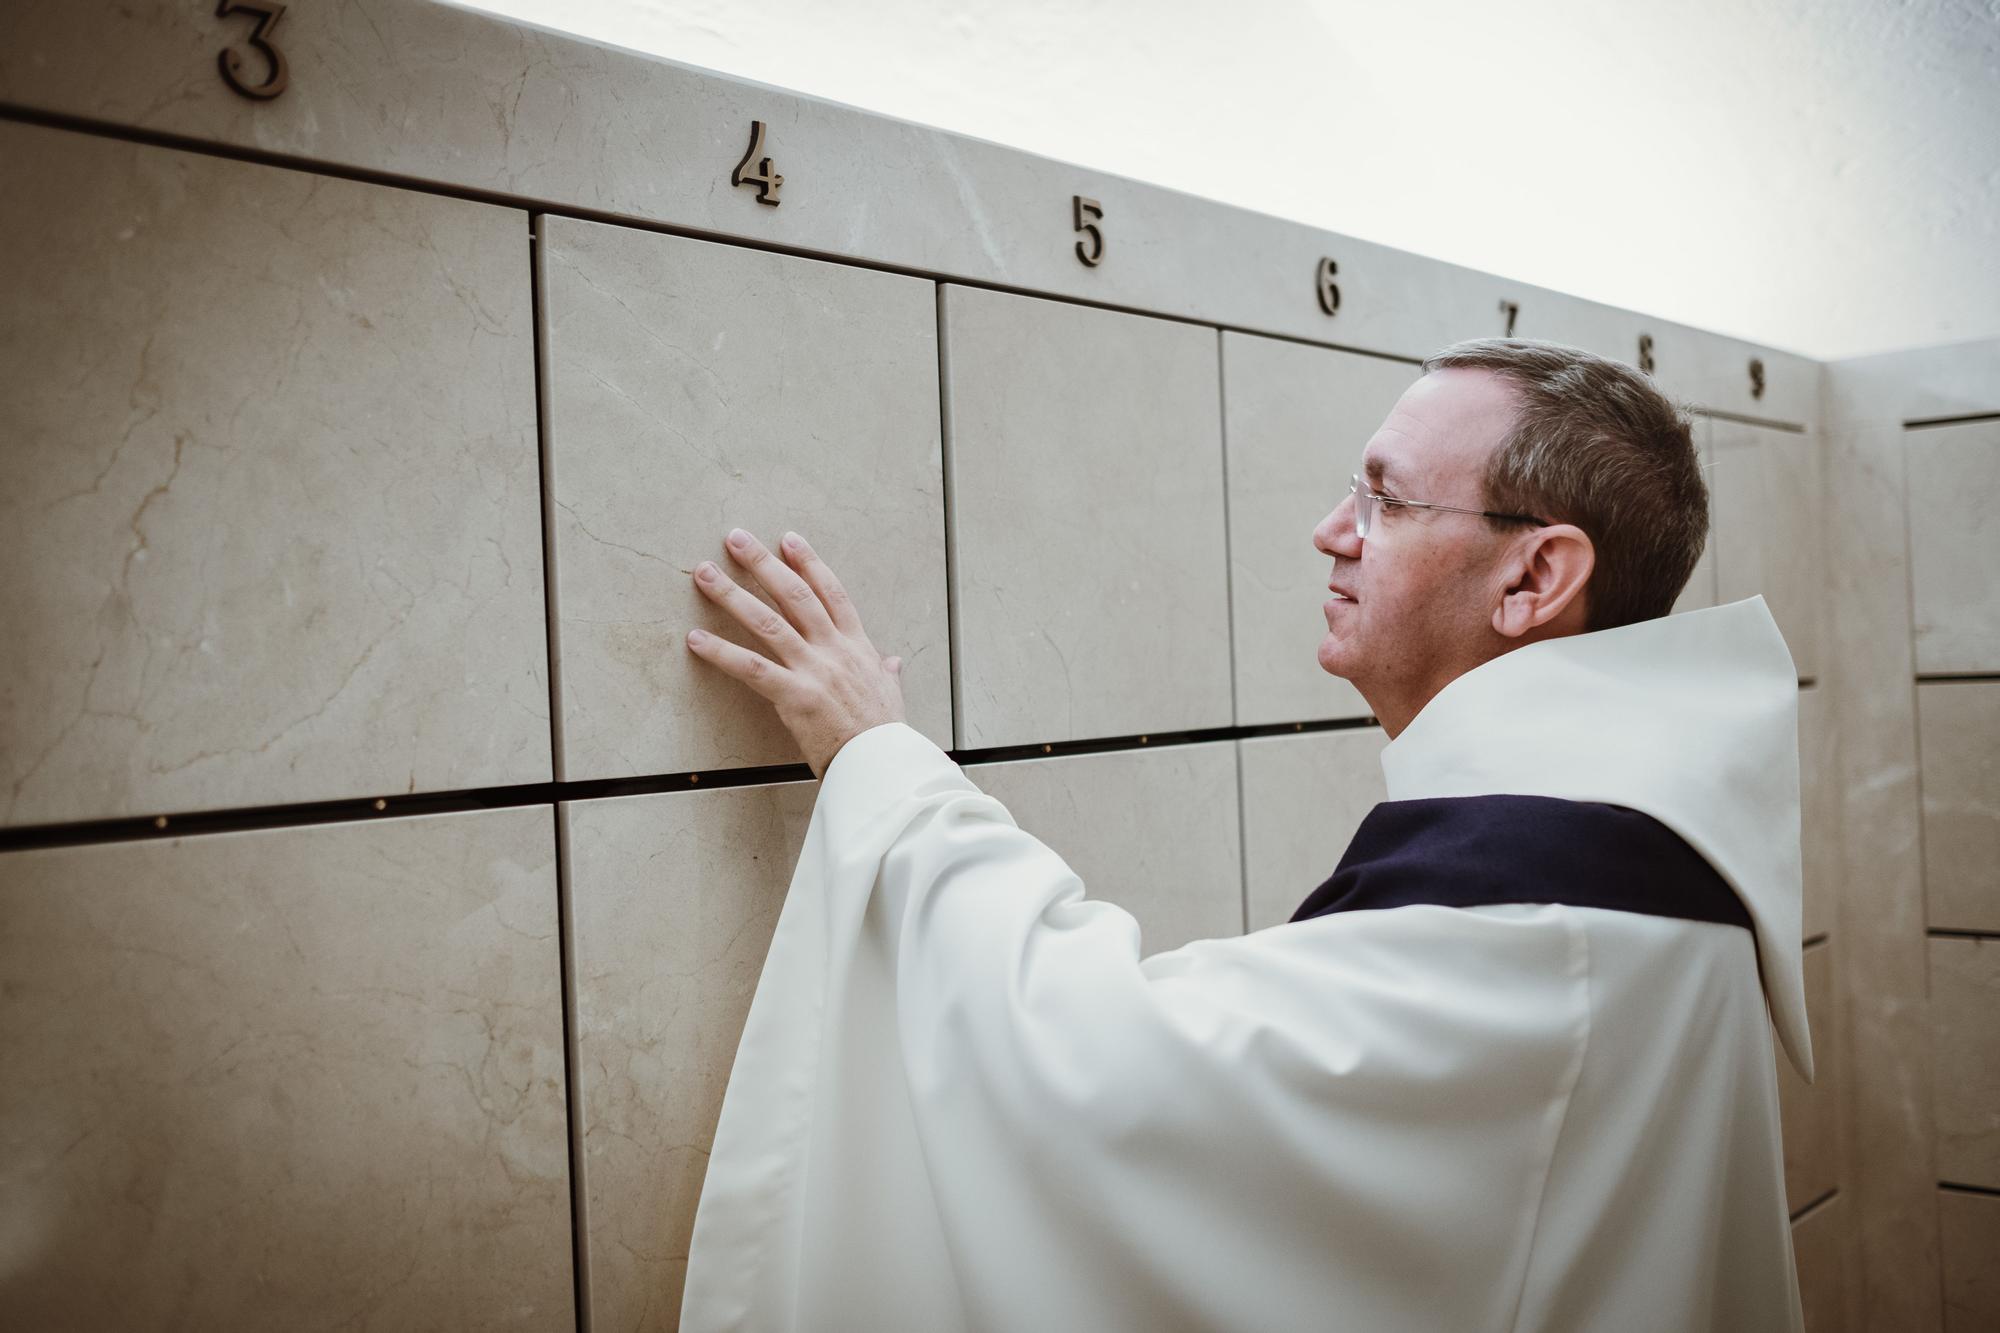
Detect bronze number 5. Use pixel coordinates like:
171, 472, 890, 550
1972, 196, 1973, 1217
216, 1, 289, 100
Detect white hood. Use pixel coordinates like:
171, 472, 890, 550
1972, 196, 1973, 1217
1378, 594, 1812, 1080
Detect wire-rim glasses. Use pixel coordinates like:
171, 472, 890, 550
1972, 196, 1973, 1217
1349, 474, 1551, 540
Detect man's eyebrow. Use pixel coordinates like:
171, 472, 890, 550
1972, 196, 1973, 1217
1363, 457, 1403, 492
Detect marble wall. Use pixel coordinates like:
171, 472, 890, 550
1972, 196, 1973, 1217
1823, 338, 2000, 1333
0, 1, 1924, 1329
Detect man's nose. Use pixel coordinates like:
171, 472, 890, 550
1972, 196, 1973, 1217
1314, 493, 1362, 561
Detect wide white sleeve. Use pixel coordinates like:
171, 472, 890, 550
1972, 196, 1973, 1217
682, 721, 1588, 1333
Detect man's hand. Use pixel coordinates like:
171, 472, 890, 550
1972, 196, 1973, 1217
685, 527, 907, 779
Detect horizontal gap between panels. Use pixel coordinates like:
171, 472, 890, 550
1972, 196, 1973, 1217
1940, 1180, 2000, 1199
0, 101, 1420, 371
1688, 407, 1809, 433
1905, 411, 2000, 430
1788, 1188, 1838, 1224
1928, 928, 2000, 941
1803, 932, 1829, 950
0, 715, 1384, 853
1915, 671, 2000, 684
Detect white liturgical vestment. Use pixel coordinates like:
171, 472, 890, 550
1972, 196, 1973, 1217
681, 594, 1811, 1332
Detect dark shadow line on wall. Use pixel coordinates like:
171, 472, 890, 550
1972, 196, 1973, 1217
1914, 671, 2000, 684
552, 805, 593, 1333
935, 284, 965, 749
530, 215, 569, 782
0, 718, 1384, 852
1685, 407, 1807, 434
1904, 411, 2000, 430
1214, 330, 1251, 937
531, 215, 592, 1333
1928, 928, 2000, 941
1788, 1186, 1837, 1224
1939, 1180, 2000, 1198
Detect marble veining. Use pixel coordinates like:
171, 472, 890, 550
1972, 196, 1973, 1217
1237, 728, 1391, 934
539, 215, 951, 780
967, 741, 1245, 954
0, 807, 573, 1327
564, 779, 819, 1331
941, 285, 1234, 748
0, 119, 550, 827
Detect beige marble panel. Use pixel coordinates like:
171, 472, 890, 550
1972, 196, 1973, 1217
968, 742, 1244, 955
565, 778, 818, 1332
940, 285, 1233, 747
1671, 417, 1721, 616
1918, 680, 2000, 933
1220, 332, 1414, 725
1799, 683, 1838, 941
1237, 727, 1391, 934
1931, 936, 2000, 1188
1821, 370, 1941, 1330
539, 216, 950, 780
0, 118, 549, 827
1906, 420, 2000, 675
1792, 1198, 1848, 1333
0, 808, 572, 1328
1779, 942, 1842, 1211
1939, 1188, 2000, 1333
0, 1, 1816, 412
1712, 418, 1826, 680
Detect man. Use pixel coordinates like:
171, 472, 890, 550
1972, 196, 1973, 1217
678, 337, 1811, 1332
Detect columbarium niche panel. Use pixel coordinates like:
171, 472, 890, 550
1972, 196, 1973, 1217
1710, 418, 1825, 680
565, 778, 818, 1331
1238, 728, 1391, 933
1939, 1189, 2000, 1331
1917, 680, 2000, 933
1904, 420, 2000, 675
1789, 1200, 1845, 1333
939, 285, 1233, 748
0, 808, 573, 1328
0, 119, 550, 827
1930, 936, 2000, 1188
967, 742, 1244, 954
539, 217, 951, 779
1220, 332, 1415, 725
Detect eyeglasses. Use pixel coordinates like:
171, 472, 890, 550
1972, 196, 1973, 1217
1348, 474, 1550, 540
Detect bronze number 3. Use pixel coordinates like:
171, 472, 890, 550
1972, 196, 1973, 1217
216, 1, 289, 100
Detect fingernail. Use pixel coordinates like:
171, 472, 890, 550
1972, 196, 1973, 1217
782, 531, 801, 551
728, 528, 751, 549
697, 561, 717, 580
687, 629, 706, 644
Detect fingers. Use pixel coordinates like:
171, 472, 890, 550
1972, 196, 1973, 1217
777, 531, 867, 638
694, 555, 809, 665
724, 528, 836, 641
684, 625, 795, 705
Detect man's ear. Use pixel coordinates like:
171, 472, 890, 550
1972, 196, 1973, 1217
1492, 524, 1594, 639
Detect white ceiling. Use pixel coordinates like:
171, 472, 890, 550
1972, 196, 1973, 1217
466, 0, 2000, 361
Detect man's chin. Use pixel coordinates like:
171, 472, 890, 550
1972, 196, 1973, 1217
1316, 637, 1354, 680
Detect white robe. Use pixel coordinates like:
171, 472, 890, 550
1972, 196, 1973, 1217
681, 595, 1811, 1332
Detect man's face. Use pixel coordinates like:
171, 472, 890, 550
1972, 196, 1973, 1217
1310, 367, 1525, 717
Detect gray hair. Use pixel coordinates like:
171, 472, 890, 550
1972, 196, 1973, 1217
1420, 337, 1708, 633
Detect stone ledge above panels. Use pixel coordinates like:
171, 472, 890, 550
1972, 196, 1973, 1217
0, 0, 1815, 417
